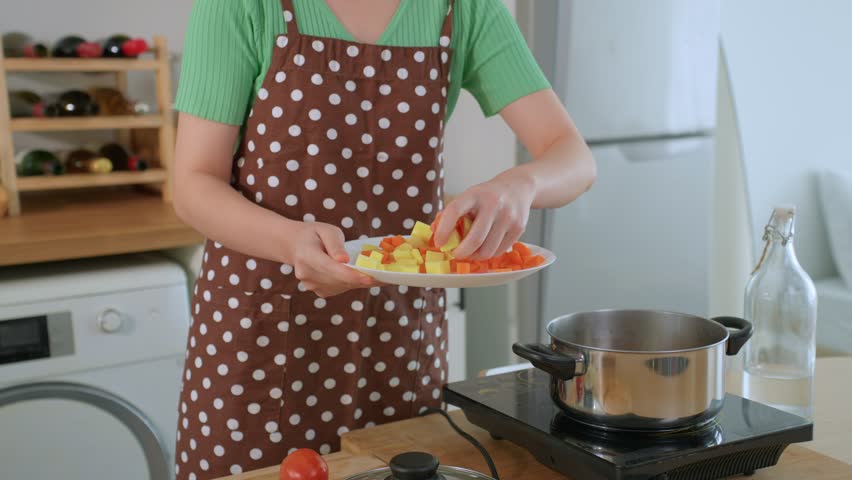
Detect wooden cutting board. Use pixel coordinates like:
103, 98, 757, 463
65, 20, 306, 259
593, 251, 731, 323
341, 410, 852, 480
216, 452, 384, 480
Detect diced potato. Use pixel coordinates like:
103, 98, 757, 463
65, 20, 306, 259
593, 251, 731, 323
425, 260, 451, 274
369, 251, 384, 262
440, 230, 461, 253
362, 244, 380, 251
395, 242, 413, 251
395, 258, 418, 266
407, 236, 427, 249
356, 255, 379, 269
388, 264, 419, 273
410, 249, 424, 265
392, 250, 413, 261
425, 251, 445, 262
411, 221, 433, 240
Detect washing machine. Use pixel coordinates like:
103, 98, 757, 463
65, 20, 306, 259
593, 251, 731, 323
0, 254, 189, 480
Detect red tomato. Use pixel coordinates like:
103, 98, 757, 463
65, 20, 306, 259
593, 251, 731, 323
279, 449, 329, 480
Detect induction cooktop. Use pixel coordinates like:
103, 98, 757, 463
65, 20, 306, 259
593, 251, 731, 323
443, 369, 813, 480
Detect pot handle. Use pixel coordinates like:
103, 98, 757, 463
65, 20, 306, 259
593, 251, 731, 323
711, 316, 754, 356
512, 343, 582, 380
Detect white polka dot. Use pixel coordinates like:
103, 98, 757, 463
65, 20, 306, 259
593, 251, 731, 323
281, 263, 294, 275
426, 344, 435, 355
283, 9, 293, 21
256, 336, 270, 347
270, 141, 281, 153
246, 174, 255, 186
379, 84, 392, 95
375, 362, 387, 372
362, 133, 373, 144
231, 384, 244, 396
327, 128, 338, 140
227, 419, 239, 430
360, 100, 373, 111
324, 377, 336, 389
228, 297, 239, 309
217, 364, 229, 376
384, 406, 396, 417
292, 380, 303, 392
366, 316, 377, 327
340, 394, 353, 405
294, 347, 305, 358
355, 408, 363, 419
308, 361, 320, 373
432, 102, 441, 114
261, 302, 273, 314
342, 148, 353, 159
397, 68, 409, 80
403, 391, 414, 401
309, 108, 322, 121
341, 217, 354, 228
407, 186, 419, 197
252, 369, 266, 381
371, 217, 382, 229
270, 432, 282, 443
412, 330, 422, 341
285, 194, 298, 206
291, 89, 303, 101
307, 144, 319, 156
412, 153, 425, 165
378, 118, 391, 129
427, 170, 437, 181
284, 160, 298, 172
332, 314, 344, 325
347, 331, 359, 342
442, 51, 449, 63
257, 123, 267, 135
413, 298, 424, 309
329, 93, 341, 105
369, 392, 382, 402
392, 169, 404, 180
342, 182, 352, 194
314, 297, 327, 309
430, 68, 439, 80
387, 201, 399, 212
258, 88, 269, 100
398, 102, 410, 113
289, 414, 301, 426
306, 395, 318, 407
275, 71, 286, 83
363, 65, 375, 77
267, 176, 279, 188
440, 35, 451, 47
255, 191, 263, 203
270, 387, 283, 399
327, 346, 339, 357
394, 347, 406, 358
347, 45, 359, 57
274, 353, 286, 365
312, 40, 324, 52
395, 136, 408, 147
372, 184, 384, 195
429, 137, 439, 148
345, 113, 357, 125
305, 178, 318, 190
206, 344, 217, 356
415, 85, 427, 96
381, 49, 392, 61
352, 300, 364, 311
379, 332, 392, 342
344, 363, 356, 374
295, 315, 307, 326
277, 36, 288, 48
329, 60, 340, 72
214, 445, 225, 457
249, 448, 263, 460
384, 300, 396, 312
230, 465, 242, 475
306, 429, 316, 441
345, 80, 356, 92
293, 54, 305, 66
414, 50, 426, 62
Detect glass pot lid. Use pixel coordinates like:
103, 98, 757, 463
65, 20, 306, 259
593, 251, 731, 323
344, 452, 494, 480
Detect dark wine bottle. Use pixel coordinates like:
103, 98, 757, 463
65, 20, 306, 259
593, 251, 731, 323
65, 149, 113, 174
100, 34, 149, 58
2, 32, 48, 58
52, 35, 102, 58
89, 88, 133, 115
9, 90, 46, 117
99, 143, 149, 171
16, 150, 64, 176
46, 90, 100, 117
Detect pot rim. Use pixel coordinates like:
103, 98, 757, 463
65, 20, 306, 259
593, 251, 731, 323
344, 464, 495, 480
545, 309, 731, 355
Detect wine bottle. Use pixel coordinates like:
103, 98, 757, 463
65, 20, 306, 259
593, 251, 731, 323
2, 32, 48, 58
52, 35, 102, 58
9, 90, 46, 117
89, 88, 133, 115
65, 149, 113, 174
99, 143, 149, 171
16, 150, 64, 176
100, 34, 149, 58
46, 90, 100, 117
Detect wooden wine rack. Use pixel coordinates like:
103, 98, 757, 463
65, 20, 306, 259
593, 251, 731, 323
0, 36, 175, 216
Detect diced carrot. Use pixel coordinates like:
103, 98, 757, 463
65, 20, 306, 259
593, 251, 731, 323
508, 251, 523, 266
456, 262, 471, 274
510, 265, 521, 271
381, 252, 394, 264
390, 236, 406, 247
489, 257, 501, 269
450, 259, 458, 273
361, 250, 372, 257
380, 239, 395, 251
524, 255, 546, 268
419, 264, 427, 273
491, 268, 512, 273
419, 248, 428, 257
512, 242, 532, 257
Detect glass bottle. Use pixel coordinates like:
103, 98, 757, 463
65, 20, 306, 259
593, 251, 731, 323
742, 206, 817, 418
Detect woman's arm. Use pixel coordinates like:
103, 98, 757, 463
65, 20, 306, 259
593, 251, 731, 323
435, 90, 596, 259
173, 113, 373, 296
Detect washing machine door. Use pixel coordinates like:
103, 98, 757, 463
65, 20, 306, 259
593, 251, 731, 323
0, 382, 170, 480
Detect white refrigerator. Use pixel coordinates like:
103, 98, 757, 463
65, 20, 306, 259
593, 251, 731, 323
465, 0, 721, 375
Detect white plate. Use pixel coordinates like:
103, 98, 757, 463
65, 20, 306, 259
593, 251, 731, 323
344, 236, 556, 288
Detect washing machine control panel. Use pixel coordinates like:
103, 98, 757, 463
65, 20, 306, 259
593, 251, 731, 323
0, 312, 74, 365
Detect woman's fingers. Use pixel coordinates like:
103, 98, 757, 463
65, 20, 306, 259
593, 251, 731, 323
314, 223, 350, 263
434, 195, 475, 246
471, 216, 510, 260
495, 221, 525, 259
453, 204, 497, 259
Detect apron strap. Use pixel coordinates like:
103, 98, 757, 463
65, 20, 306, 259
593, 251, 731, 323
439, 0, 455, 44
280, 0, 300, 35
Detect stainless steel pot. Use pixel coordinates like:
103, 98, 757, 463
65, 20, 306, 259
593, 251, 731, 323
513, 310, 752, 432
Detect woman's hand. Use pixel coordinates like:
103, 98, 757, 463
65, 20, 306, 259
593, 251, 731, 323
434, 173, 536, 260
284, 221, 377, 298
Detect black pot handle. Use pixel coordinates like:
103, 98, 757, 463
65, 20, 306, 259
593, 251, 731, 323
512, 343, 582, 380
711, 316, 754, 356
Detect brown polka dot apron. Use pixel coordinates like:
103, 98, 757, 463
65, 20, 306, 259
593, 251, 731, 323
175, 1, 454, 478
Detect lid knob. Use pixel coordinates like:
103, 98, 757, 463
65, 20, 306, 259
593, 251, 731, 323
389, 452, 442, 480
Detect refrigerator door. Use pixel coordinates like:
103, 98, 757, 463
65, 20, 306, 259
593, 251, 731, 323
540, 136, 713, 335
555, 0, 720, 140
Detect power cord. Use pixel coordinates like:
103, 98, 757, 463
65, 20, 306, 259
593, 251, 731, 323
419, 408, 500, 480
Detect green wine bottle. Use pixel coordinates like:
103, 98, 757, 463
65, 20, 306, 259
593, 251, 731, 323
2, 32, 48, 58
65, 149, 113, 174
16, 150, 64, 176
9, 90, 46, 117
99, 143, 149, 171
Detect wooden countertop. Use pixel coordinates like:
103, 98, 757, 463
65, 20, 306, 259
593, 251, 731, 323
224, 358, 852, 480
0, 189, 203, 267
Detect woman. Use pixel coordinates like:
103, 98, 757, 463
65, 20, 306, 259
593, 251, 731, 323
172, 0, 595, 478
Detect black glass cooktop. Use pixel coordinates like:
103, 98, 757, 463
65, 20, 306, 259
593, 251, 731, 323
443, 369, 813, 480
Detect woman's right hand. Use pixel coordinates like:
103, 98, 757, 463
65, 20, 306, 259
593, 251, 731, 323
284, 221, 377, 298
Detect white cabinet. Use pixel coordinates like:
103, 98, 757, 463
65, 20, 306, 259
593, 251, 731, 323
445, 288, 467, 383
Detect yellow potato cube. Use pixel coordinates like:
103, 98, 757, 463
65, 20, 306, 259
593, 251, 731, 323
425, 260, 451, 274
388, 263, 419, 273
407, 236, 427, 249
410, 249, 424, 265
392, 250, 413, 261
395, 258, 418, 266
440, 230, 461, 253
425, 251, 445, 262
369, 251, 385, 262
362, 244, 380, 251
355, 255, 378, 269
411, 221, 433, 240
395, 243, 413, 251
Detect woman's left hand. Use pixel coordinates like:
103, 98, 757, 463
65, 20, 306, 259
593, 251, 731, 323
434, 173, 536, 260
